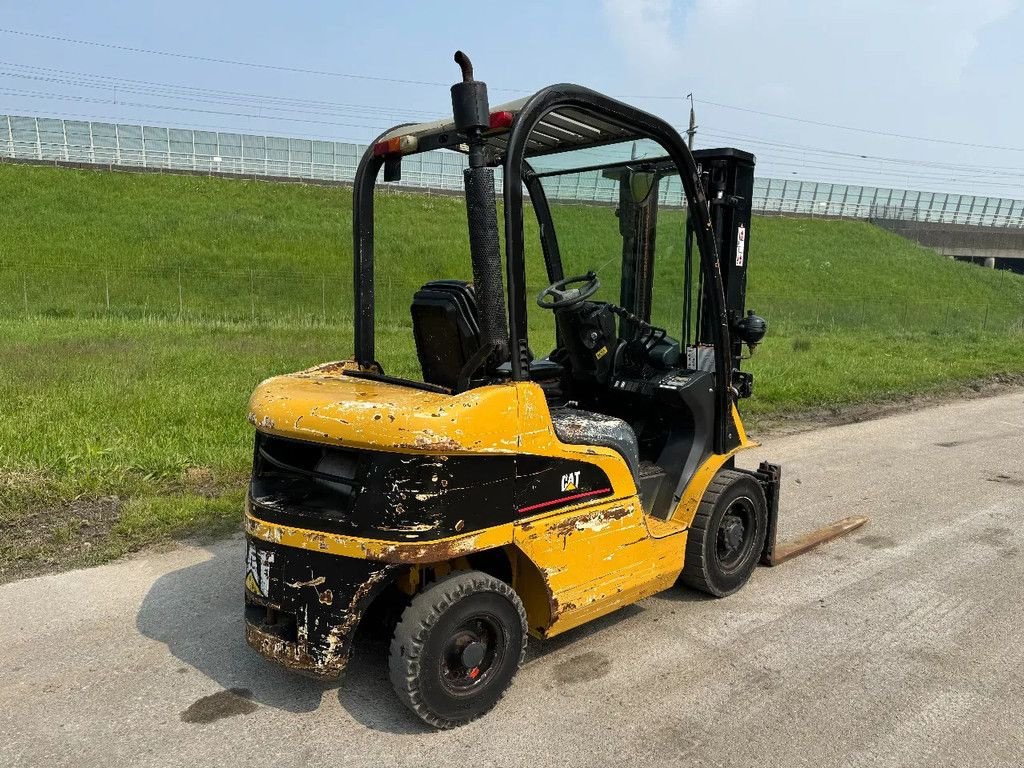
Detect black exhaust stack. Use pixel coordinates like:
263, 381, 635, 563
451, 51, 509, 369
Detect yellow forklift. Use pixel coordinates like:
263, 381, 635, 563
243, 53, 865, 728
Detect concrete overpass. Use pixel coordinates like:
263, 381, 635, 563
871, 219, 1024, 274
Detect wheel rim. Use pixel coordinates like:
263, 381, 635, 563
439, 614, 505, 695
716, 496, 757, 573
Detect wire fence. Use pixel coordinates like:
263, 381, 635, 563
3, 264, 1022, 335
5, 113, 1024, 228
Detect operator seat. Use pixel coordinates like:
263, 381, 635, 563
550, 408, 640, 482
411, 280, 567, 393
410, 280, 482, 390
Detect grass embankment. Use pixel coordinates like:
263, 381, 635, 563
1, 162, 1022, 579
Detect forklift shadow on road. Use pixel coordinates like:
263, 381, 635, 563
133, 535, 669, 733
135, 536, 336, 716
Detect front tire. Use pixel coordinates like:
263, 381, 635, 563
388, 570, 527, 729
680, 469, 767, 597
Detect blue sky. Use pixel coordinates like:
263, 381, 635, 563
2, 0, 1023, 196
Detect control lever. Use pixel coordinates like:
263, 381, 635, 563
607, 304, 667, 361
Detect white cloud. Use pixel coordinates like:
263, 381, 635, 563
602, 0, 1016, 93
598, 0, 1023, 193
601, 0, 684, 73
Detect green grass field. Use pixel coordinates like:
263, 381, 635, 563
1, 162, 1022, 579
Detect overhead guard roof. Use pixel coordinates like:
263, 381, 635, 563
378, 95, 644, 159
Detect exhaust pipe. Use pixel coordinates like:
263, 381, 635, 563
451, 51, 509, 368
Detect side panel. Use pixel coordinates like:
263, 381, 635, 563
513, 381, 684, 635
513, 499, 685, 637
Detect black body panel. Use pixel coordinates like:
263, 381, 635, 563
514, 453, 615, 514
251, 433, 615, 542
244, 535, 400, 677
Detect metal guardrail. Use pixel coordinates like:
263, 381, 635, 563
4, 113, 1024, 228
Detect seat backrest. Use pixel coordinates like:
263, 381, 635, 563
410, 280, 482, 390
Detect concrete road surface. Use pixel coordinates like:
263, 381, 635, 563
2, 392, 1023, 768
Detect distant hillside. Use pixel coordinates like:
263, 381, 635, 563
1, 162, 1021, 333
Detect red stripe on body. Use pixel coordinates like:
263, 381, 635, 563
516, 487, 613, 515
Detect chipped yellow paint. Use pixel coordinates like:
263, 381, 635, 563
245, 503, 513, 563
514, 381, 638, 498
248, 360, 524, 455
513, 499, 684, 637
247, 366, 762, 639
506, 394, 759, 635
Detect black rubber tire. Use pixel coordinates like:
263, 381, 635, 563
388, 570, 528, 729
680, 469, 768, 598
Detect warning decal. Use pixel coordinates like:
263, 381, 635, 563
246, 543, 274, 597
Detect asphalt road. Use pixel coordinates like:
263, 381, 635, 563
2, 391, 1023, 768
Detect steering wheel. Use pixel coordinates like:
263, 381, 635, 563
536, 271, 601, 310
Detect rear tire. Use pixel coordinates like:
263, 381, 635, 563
680, 469, 767, 597
388, 570, 527, 729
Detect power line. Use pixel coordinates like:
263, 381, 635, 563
0, 27, 513, 91
3, 29, 1021, 193
4, 27, 1022, 156
700, 134, 1024, 183
4, 99, 1012, 190
700, 127, 1024, 176
0, 87, 399, 131
705, 146, 1024, 190
748, 162, 1024, 191
15, 60, 1015, 183
0, 61, 437, 121
0, 67, 437, 126
6, 61, 1019, 184
694, 99, 1024, 154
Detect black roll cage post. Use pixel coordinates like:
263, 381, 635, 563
352, 86, 733, 455
522, 167, 564, 285
352, 125, 402, 372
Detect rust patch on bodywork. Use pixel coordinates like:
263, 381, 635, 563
349, 568, 391, 606
376, 534, 485, 564
246, 623, 344, 678
297, 361, 351, 377
394, 433, 465, 452
246, 508, 513, 564
544, 505, 632, 545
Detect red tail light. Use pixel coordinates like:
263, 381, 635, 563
488, 111, 515, 130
